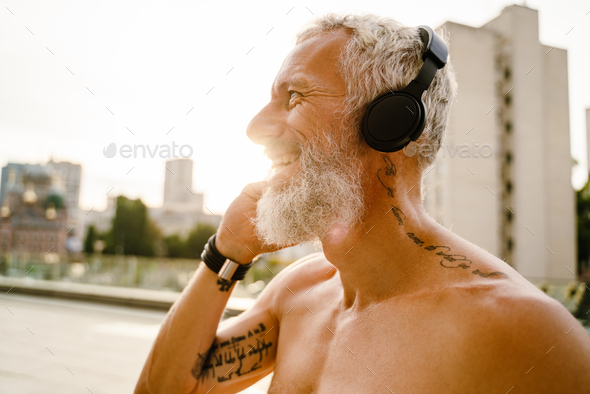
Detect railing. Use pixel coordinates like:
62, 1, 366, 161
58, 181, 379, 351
0, 252, 283, 298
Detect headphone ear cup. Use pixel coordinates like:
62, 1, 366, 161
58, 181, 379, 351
409, 99, 428, 142
361, 92, 423, 152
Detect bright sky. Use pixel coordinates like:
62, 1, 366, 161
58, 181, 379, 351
1, 0, 589, 214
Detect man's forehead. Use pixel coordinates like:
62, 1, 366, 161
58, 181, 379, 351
274, 29, 351, 89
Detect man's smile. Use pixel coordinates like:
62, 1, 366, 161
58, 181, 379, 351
268, 154, 301, 186
269, 152, 300, 170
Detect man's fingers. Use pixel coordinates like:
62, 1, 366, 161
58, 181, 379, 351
241, 180, 269, 200
259, 241, 299, 255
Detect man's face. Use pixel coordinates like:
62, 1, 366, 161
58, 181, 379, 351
246, 29, 354, 186
246, 30, 366, 247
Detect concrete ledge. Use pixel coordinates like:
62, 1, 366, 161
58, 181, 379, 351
0, 276, 255, 315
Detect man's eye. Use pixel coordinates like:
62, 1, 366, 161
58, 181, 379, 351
289, 91, 301, 100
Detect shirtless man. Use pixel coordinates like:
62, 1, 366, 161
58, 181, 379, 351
135, 14, 590, 394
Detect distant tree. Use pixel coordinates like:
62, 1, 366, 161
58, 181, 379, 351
84, 225, 97, 254
186, 223, 217, 259
103, 196, 161, 256
577, 179, 590, 275
163, 234, 187, 258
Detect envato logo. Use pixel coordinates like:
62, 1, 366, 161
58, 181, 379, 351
403, 141, 493, 159
102, 142, 193, 159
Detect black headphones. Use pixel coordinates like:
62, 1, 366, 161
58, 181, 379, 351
361, 25, 448, 152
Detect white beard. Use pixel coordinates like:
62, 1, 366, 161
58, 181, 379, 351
253, 130, 365, 249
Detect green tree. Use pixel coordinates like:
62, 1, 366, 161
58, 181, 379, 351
103, 196, 161, 256
577, 179, 590, 275
186, 223, 217, 259
84, 225, 97, 254
163, 234, 187, 258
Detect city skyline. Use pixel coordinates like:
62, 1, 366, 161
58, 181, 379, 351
1, 0, 589, 214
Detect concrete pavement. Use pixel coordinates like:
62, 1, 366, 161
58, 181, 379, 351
0, 294, 271, 394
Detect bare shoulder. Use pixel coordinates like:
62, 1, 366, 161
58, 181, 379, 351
439, 273, 590, 392
423, 232, 590, 390
456, 277, 588, 344
258, 252, 332, 316
275, 252, 332, 285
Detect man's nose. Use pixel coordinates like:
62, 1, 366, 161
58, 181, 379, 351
246, 101, 286, 146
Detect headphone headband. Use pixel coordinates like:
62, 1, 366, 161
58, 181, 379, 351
406, 26, 448, 98
418, 26, 448, 69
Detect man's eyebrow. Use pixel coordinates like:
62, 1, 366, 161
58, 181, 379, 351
278, 77, 313, 90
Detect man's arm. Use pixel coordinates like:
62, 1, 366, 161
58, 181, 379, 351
135, 263, 280, 394
134, 181, 289, 394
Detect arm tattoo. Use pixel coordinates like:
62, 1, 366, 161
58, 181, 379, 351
191, 341, 218, 382
217, 278, 235, 292
191, 323, 274, 384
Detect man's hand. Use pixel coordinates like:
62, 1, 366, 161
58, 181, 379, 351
135, 180, 293, 394
215, 181, 292, 264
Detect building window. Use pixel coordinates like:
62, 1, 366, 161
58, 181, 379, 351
507, 238, 513, 251
506, 210, 513, 223
504, 95, 512, 106
505, 181, 513, 193
504, 68, 511, 80
505, 122, 512, 133
505, 151, 512, 164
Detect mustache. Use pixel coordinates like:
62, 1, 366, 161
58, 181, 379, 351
263, 139, 304, 160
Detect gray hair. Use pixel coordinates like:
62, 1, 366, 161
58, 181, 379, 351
295, 13, 457, 172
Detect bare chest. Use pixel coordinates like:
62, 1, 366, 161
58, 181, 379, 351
267, 301, 470, 394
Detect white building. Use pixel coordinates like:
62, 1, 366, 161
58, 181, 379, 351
150, 158, 220, 237
162, 158, 204, 212
424, 5, 576, 280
